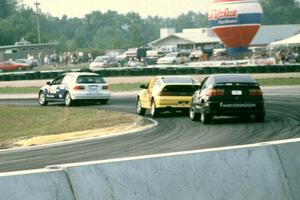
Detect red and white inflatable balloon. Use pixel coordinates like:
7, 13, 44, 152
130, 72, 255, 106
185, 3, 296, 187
208, 0, 263, 55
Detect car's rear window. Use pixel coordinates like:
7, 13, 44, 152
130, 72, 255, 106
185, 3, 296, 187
214, 75, 257, 84
161, 77, 197, 84
76, 75, 106, 84
162, 85, 197, 96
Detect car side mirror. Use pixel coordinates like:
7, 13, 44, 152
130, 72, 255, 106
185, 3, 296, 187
46, 81, 52, 85
140, 84, 148, 89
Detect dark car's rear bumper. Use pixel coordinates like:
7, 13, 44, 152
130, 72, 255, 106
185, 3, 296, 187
195, 101, 265, 116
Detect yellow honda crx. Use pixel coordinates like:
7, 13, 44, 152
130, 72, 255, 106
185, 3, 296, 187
136, 76, 200, 117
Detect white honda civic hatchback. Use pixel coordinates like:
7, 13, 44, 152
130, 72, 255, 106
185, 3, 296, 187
38, 72, 111, 106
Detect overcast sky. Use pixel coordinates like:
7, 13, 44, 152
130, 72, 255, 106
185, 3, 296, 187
21, 0, 211, 18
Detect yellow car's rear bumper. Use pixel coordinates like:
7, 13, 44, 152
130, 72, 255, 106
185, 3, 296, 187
155, 96, 192, 108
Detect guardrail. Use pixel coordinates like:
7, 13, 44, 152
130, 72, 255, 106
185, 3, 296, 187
0, 138, 299, 200
1, 65, 300, 81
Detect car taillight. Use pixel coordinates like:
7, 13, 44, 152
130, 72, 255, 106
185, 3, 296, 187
102, 85, 109, 90
206, 89, 224, 97
159, 91, 172, 96
73, 85, 85, 90
249, 89, 263, 96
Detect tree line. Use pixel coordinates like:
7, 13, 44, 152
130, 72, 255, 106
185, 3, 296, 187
0, 0, 300, 54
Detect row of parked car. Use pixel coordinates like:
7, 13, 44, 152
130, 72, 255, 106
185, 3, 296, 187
88, 51, 193, 70
0, 59, 38, 72
38, 72, 265, 124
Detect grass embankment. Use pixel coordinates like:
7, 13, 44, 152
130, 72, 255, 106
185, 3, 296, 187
0, 106, 143, 149
33, 63, 88, 71
0, 77, 300, 94
0, 83, 141, 94
257, 77, 300, 86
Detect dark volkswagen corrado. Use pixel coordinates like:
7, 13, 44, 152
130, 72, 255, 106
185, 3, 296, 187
189, 74, 265, 124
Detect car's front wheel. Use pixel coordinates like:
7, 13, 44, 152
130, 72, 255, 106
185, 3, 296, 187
38, 91, 48, 106
64, 92, 73, 107
136, 99, 146, 115
189, 106, 200, 121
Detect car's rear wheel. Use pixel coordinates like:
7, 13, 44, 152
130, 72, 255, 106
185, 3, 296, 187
240, 114, 251, 121
255, 112, 265, 122
38, 91, 48, 106
136, 99, 146, 115
181, 108, 189, 116
64, 92, 73, 107
99, 99, 109, 105
200, 105, 211, 124
150, 100, 159, 118
201, 112, 212, 124
189, 106, 200, 121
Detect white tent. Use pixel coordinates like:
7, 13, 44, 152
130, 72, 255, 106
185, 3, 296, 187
269, 32, 300, 47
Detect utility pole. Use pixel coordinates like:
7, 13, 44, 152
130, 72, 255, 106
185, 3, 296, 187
34, 1, 41, 44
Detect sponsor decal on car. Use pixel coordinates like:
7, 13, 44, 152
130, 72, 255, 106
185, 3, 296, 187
220, 103, 256, 108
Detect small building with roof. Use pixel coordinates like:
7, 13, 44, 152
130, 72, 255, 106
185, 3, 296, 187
149, 28, 222, 53
0, 38, 57, 62
149, 24, 300, 53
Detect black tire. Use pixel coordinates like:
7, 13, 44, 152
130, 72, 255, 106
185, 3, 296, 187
64, 92, 73, 107
200, 105, 212, 124
100, 99, 109, 105
150, 100, 159, 118
38, 91, 48, 106
240, 115, 251, 121
181, 108, 190, 116
189, 106, 200, 121
136, 98, 146, 115
255, 112, 265, 122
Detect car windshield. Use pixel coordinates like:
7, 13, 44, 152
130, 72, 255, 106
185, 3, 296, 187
94, 56, 109, 62
15, 59, 26, 63
76, 75, 106, 84
161, 76, 197, 84
164, 53, 177, 58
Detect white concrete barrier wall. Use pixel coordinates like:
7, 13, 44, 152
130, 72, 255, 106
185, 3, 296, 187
62, 140, 300, 200
0, 139, 299, 200
274, 141, 300, 199
0, 169, 75, 200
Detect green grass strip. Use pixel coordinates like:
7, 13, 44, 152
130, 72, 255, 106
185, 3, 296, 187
0, 78, 299, 94
0, 83, 141, 94
0, 106, 137, 148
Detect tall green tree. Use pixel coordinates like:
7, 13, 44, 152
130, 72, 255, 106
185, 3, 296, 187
260, 0, 300, 24
0, 0, 17, 19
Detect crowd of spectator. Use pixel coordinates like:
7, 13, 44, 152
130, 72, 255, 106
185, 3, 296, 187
275, 48, 299, 64
40, 50, 87, 66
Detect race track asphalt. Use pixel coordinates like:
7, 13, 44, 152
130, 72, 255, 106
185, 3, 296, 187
0, 86, 299, 172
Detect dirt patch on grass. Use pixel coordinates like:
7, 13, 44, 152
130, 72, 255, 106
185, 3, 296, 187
0, 106, 154, 149
13, 119, 152, 148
